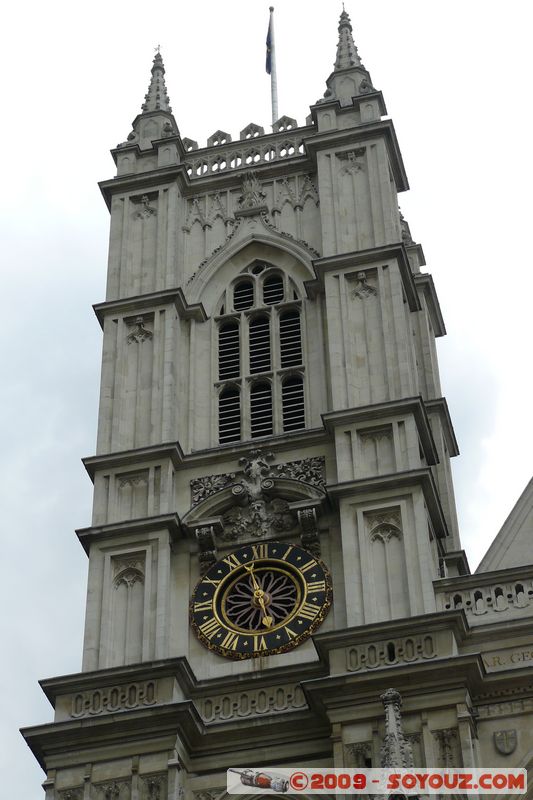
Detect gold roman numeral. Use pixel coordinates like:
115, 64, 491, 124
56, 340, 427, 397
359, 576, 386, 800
251, 544, 268, 560
203, 577, 221, 588
300, 559, 317, 574
254, 634, 267, 651
222, 553, 241, 570
281, 545, 293, 560
221, 631, 240, 650
199, 617, 220, 639
193, 600, 213, 612
284, 626, 298, 640
307, 580, 326, 593
298, 602, 322, 620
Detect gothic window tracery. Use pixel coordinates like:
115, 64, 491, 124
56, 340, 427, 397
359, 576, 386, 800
216, 263, 305, 443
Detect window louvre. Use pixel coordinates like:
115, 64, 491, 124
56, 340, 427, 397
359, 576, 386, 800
249, 315, 271, 373
263, 274, 284, 305
250, 382, 273, 438
233, 280, 254, 310
218, 322, 240, 379
219, 387, 241, 443
282, 376, 305, 431
279, 310, 302, 367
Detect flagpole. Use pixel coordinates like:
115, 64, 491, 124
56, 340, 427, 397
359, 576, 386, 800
269, 6, 278, 125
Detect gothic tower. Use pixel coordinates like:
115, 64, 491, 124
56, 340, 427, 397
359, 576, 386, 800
22, 12, 533, 800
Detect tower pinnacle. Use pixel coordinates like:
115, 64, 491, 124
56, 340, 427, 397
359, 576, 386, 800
334, 8, 364, 70
141, 51, 172, 113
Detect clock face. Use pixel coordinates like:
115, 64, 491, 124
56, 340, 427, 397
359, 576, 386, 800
190, 541, 332, 659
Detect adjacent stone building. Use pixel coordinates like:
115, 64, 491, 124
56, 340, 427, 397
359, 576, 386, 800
22, 10, 533, 800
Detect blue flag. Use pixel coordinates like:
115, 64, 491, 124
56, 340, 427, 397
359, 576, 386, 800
266, 15, 273, 74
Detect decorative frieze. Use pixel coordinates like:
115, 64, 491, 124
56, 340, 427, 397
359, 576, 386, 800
94, 780, 130, 800
345, 633, 435, 672
70, 680, 157, 718
476, 697, 533, 719
196, 683, 307, 723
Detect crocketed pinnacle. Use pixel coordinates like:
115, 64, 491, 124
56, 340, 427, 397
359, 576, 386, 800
141, 51, 172, 113
334, 8, 364, 70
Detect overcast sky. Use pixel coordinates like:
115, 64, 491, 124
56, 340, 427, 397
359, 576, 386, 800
1, 1, 532, 796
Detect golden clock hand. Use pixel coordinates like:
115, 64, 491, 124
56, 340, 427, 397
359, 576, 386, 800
245, 564, 273, 627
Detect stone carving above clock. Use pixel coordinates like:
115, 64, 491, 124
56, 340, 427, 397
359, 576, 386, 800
190, 453, 326, 507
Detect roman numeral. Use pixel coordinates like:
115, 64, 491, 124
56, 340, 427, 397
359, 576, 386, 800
251, 544, 268, 560
284, 626, 298, 640
307, 580, 326, 593
298, 602, 322, 620
193, 600, 213, 612
222, 553, 241, 570
281, 545, 293, 560
300, 559, 317, 574
221, 631, 240, 650
203, 577, 221, 588
199, 617, 220, 639
254, 635, 267, 651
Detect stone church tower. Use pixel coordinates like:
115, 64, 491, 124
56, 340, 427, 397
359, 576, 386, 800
22, 11, 533, 800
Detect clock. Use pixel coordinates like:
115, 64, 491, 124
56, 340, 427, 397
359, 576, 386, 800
190, 541, 332, 659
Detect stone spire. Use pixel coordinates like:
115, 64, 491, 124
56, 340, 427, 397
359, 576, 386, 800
117, 50, 179, 151
317, 7, 378, 108
141, 51, 172, 113
334, 8, 364, 71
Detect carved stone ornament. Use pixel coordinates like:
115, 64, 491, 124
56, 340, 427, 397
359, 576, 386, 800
346, 741, 372, 766
127, 316, 153, 344
195, 525, 218, 575
237, 171, 267, 211
97, 781, 130, 800
190, 455, 325, 507
400, 208, 414, 245
433, 728, 457, 767
494, 729, 517, 755
351, 271, 377, 299
58, 790, 83, 800
379, 688, 414, 769
367, 510, 402, 544
193, 790, 225, 800
298, 507, 321, 556
135, 194, 157, 219
337, 147, 366, 174
140, 774, 167, 800
222, 497, 295, 542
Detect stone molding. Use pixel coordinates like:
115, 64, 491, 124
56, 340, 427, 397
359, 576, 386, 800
197, 683, 307, 723
70, 680, 157, 718
345, 632, 436, 672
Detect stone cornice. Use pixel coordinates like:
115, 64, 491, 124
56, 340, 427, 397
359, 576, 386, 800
76, 513, 183, 554
310, 88, 388, 119
327, 467, 449, 539
83, 442, 185, 481
322, 396, 439, 466
434, 563, 533, 592
93, 287, 207, 328
415, 273, 446, 337
425, 397, 460, 457
306, 243, 421, 312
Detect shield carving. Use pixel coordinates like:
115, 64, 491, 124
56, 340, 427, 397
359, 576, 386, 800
494, 730, 517, 755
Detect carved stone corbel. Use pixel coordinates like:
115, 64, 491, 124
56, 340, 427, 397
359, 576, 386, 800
195, 526, 218, 575
298, 507, 321, 556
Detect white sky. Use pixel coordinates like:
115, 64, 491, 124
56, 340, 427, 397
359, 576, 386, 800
1, 1, 532, 796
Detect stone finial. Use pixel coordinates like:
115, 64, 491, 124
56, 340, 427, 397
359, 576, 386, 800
335, 7, 364, 70
380, 688, 414, 768
141, 51, 172, 113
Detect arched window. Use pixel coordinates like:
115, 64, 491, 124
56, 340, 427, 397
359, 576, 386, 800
216, 265, 305, 443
